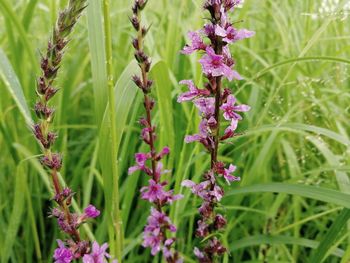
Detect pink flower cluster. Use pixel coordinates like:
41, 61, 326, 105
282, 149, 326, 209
54, 240, 117, 263
129, 1, 183, 262
178, 0, 253, 261
52, 203, 113, 262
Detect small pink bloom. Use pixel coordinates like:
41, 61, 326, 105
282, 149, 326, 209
181, 31, 207, 54
223, 164, 240, 184
128, 152, 151, 174
199, 46, 237, 81
216, 25, 255, 43
220, 94, 250, 120
177, 80, 210, 102
193, 247, 207, 261
181, 180, 196, 188
82, 242, 112, 263
84, 205, 100, 219
194, 97, 215, 117
196, 220, 209, 237
141, 179, 167, 203
141, 179, 182, 204
221, 119, 238, 141
53, 240, 73, 263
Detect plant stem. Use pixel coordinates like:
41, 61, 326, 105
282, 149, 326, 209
102, 0, 123, 261
211, 40, 223, 169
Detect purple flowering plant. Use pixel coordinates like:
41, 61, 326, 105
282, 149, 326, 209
129, 0, 183, 262
179, 0, 254, 261
31, 0, 116, 262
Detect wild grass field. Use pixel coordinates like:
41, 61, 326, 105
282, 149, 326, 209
0, 0, 350, 262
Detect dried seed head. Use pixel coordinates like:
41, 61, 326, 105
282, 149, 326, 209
37, 77, 47, 94
45, 86, 59, 101
130, 15, 140, 30
134, 50, 148, 64
214, 214, 227, 229
132, 38, 140, 50
34, 102, 55, 120
132, 75, 143, 90
40, 153, 62, 170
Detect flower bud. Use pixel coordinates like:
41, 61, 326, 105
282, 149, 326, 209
130, 15, 140, 30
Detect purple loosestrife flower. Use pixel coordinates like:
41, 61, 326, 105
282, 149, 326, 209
199, 46, 239, 81
182, 31, 207, 54
215, 26, 255, 44
84, 204, 101, 219
220, 94, 250, 120
82, 242, 117, 263
130, 1, 182, 262
54, 240, 73, 263
179, 0, 253, 261
178, 80, 211, 102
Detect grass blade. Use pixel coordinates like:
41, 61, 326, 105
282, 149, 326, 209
225, 183, 350, 208
310, 209, 350, 262
1, 164, 26, 263
0, 48, 32, 125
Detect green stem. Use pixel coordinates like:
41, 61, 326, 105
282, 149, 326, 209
102, 0, 123, 261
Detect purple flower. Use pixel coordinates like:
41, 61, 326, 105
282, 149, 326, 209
141, 180, 164, 202
82, 242, 112, 263
177, 80, 210, 102
143, 208, 177, 255
194, 247, 209, 262
221, 118, 238, 140
194, 97, 215, 117
210, 184, 224, 202
199, 46, 238, 81
141, 179, 181, 204
215, 25, 255, 43
182, 180, 222, 202
128, 152, 151, 174
143, 232, 162, 256
223, 164, 240, 184
156, 146, 170, 160
196, 220, 209, 237
53, 240, 73, 263
220, 94, 250, 120
181, 31, 207, 54
84, 205, 100, 219
141, 126, 156, 145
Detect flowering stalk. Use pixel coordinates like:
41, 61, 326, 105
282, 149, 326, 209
178, 0, 254, 262
129, 1, 182, 262
32, 0, 115, 262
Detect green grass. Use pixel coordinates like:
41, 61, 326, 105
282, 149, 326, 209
0, 0, 350, 262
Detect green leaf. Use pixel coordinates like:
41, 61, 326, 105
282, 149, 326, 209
150, 61, 175, 165
230, 235, 344, 258
310, 209, 350, 262
86, 0, 108, 128
225, 183, 350, 208
1, 164, 27, 263
0, 48, 33, 125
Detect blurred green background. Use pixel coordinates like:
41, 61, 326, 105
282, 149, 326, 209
0, 0, 350, 262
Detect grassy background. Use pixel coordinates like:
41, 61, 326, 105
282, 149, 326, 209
0, 0, 350, 262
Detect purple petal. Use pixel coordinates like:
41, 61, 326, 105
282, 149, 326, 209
182, 180, 196, 188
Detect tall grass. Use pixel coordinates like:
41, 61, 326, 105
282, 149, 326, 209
0, 0, 349, 262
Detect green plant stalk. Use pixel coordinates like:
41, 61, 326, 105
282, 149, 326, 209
102, 0, 123, 261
